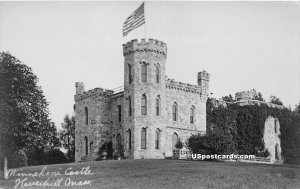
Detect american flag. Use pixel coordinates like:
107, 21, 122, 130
123, 3, 145, 37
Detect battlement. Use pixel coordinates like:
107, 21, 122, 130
123, 38, 167, 57
74, 84, 114, 102
198, 70, 210, 81
165, 77, 201, 94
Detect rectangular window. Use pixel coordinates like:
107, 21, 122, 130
141, 129, 146, 149
155, 131, 160, 149
141, 64, 147, 82
128, 64, 133, 84
141, 95, 147, 115
190, 116, 193, 123
156, 66, 160, 83
172, 105, 177, 121
128, 130, 132, 150
190, 108, 194, 123
118, 105, 122, 122
156, 98, 160, 116
128, 96, 132, 117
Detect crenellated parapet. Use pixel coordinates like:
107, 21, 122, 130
123, 38, 167, 57
165, 78, 201, 94
74, 85, 114, 102
197, 70, 210, 82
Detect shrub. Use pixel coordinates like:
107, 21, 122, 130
113, 145, 124, 160
187, 132, 236, 155
45, 149, 68, 164
7, 150, 28, 168
175, 139, 183, 149
98, 141, 113, 160
25, 148, 47, 166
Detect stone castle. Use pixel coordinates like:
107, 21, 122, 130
74, 39, 210, 161
74, 39, 282, 164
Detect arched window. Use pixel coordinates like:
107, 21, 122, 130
155, 64, 160, 83
84, 136, 88, 155
141, 128, 147, 149
85, 107, 88, 125
141, 94, 147, 115
156, 95, 160, 116
190, 106, 195, 123
128, 129, 132, 150
141, 63, 147, 82
172, 102, 178, 121
116, 134, 121, 153
172, 133, 178, 149
128, 64, 133, 84
155, 129, 161, 149
128, 96, 132, 116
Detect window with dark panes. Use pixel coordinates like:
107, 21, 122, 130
141, 128, 146, 149
141, 94, 147, 115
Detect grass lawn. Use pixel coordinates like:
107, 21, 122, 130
0, 159, 299, 189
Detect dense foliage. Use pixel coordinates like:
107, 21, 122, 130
175, 139, 183, 149
269, 95, 283, 106
0, 52, 60, 167
188, 97, 300, 164
45, 149, 68, 164
25, 148, 68, 166
59, 114, 75, 162
7, 150, 28, 168
187, 132, 236, 155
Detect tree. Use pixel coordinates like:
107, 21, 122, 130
222, 94, 234, 102
0, 52, 60, 161
59, 114, 75, 162
250, 89, 264, 101
269, 95, 283, 106
294, 103, 300, 114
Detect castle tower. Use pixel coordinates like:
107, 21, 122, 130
75, 82, 85, 95
123, 39, 167, 159
74, 82, 113, 162
198, 70, 210, 100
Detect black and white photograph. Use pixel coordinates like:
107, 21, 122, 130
0, 1, 300, 188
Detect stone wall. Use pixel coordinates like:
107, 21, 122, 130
109, 92, 125, 156
74, 86, 112, 162
264, 116, 283, 164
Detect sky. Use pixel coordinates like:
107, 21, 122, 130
0, 1, 299, 130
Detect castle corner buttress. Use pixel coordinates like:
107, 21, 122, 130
74, 39, 210, 161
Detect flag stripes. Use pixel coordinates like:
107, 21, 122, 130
123, 2, 145, 37
123, 15, 145, 36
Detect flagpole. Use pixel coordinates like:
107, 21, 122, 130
144, 1, 147, 40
